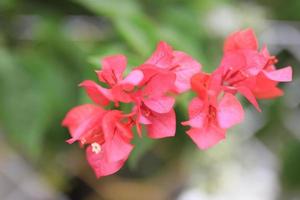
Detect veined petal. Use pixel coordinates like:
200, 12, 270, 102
217, 93, 244, 129
143, 96, 175, 114
220, 51, 247, 73
171, 51, 201, 93
80, 80, 113, 105
86, 145, 125, 178
137, 64, 163, 84
111, 86, 132, 103
243, 50, 267, 76
187, 97, 205, 118
103, 134, 134, 163
143, 71, 176, 98
101, 110, 122, 141
224, 28, 258, 52
186, 125, 226, 150
62, 104, 105, 144
100, 54, 127, 82
146, 109, 176, 139
145, 41, 173, 68
181, 113, 206, 129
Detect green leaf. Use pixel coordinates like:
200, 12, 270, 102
75, 0, 141, 18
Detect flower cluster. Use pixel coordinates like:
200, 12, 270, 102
182, 28, 292, 149
62, 41, 200, 178
62, 28, 292, 178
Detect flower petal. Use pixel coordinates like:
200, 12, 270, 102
186, 125, 226, 150
104, 134, 134, 163
143, 71, 176, 98
145, 41, 173, 68
171, 51, 201, 93
187, 97, 205, 118
255, 86, 283, 99
146, 109, 176, 139
101, 110, 122, 141
79, 80, 113, 105
224, 28, 258, 52
99, 54, 127, 82
86, 145, 125, 178
111, 86, 132, 103
181, 113, 206, 129
220, 51, 247, 74
243, 50, 266, 76
139, 114, 152, 125
143, 96, 175, 113
121, 69, 144, 86
217, 93, 244, 129
263, 66, 292, 82
253, 72, 284, 99
62, 104, 105, 144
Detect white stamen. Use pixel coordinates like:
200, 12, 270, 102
91, 142, 101, 154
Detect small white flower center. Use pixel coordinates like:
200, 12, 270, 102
91, 142, 101, 154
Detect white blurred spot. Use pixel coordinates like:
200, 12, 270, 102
91, 143, 102, 154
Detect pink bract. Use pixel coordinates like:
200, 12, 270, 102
62, 31, 293, 178
145, 41, 201, 93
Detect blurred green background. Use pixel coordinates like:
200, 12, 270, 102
0, 0, 299, 199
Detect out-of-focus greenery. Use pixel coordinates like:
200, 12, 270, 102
0, 0, 300, 199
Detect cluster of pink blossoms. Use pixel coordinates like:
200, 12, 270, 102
62, 29, 292, 178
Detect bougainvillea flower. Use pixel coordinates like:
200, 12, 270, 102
80, 55, 144, 106
144, 41, 201, 93
182, 93, 244, 149
190, 72, 222, 103
62, 28, 293, 179
132, 71, 176, 138
223, 29, 293, 100
86, 110, 134, 178
221, 28, 266, 111
252, 46, 292, 98
224, 28, 292, 84
218, 50, 266, 111
224, 28, 258, 52
62, 105, 134, 178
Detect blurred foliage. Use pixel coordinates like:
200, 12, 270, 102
0, 0, 300, 199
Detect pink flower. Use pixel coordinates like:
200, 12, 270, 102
252, 46, 292, 99
182, 72, 244, 149
219, 49, 266, 111
62, 104, 134, 178
221, 28, 266, 111
80, 55, 144, 106
221, 28, 292, 108
144, 41, 201, 93
62, 31, 293, 178
132, 71, 177, 138
182, 91, 244, 149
